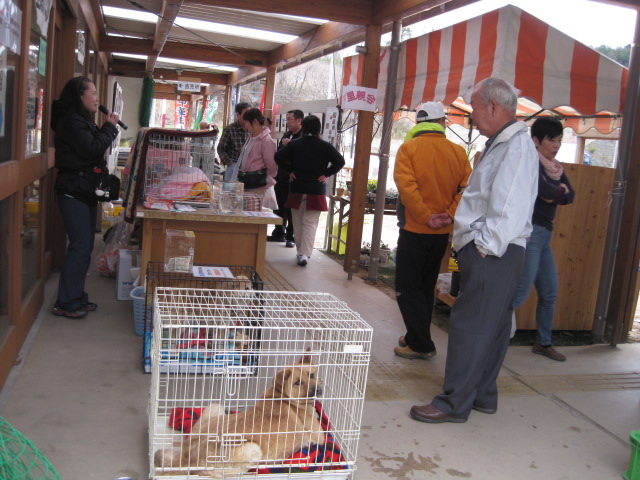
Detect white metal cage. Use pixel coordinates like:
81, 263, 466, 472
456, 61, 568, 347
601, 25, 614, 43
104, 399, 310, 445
143, 131, 219, 204
149, 288, 372, 479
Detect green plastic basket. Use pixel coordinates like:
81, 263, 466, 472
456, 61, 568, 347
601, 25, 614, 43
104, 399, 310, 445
0, 417, 61, 479
624, 430, 640, 480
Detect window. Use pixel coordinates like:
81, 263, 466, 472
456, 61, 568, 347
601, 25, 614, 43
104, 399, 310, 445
21, 181, 40, 299
25, 30, 46, 156
0, 46, 19, 162
0, 196, 11, 338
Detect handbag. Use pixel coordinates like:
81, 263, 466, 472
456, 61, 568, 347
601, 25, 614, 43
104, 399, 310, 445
93, 167, 121, 202
237, 167, 267, 189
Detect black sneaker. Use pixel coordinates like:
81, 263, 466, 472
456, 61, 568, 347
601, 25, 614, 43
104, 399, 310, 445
52, 304, 88, 319
285, 240, 295, 248
267, 235, 286, 243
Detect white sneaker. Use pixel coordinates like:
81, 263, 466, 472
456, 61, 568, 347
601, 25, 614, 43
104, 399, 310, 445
297, 254, 308, 266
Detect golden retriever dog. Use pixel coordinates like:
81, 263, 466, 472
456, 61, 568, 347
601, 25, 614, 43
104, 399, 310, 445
154, 352, 325, 477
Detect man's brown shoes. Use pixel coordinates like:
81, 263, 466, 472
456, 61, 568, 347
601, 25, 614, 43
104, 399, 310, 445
410, 404, 467, 423
394, 345, 436, 360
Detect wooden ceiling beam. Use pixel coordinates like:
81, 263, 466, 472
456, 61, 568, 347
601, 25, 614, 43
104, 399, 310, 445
161, 42, 269, 67
100, 35, 154, 56
227, 65, 265, 85
400, 0, 481, 26
182, 0, 373, 25
147, 0, 184, 72
108, 59, 227, 84
154, 68, 227, 85
371, 0, 461, 25
269, 21, 364, 66
99, 35, 269, 67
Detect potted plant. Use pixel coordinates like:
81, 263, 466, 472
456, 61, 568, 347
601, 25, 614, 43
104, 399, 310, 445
360, 242, 371, 267
366, 179, 377, 203
379, 241, 391, 266
385, 188, 398, 206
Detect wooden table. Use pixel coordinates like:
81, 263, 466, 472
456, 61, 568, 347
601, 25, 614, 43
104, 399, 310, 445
136, 206, 281, 279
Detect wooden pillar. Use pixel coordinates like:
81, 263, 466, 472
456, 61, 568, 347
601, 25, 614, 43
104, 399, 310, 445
343, 25, 381, 276
605, 87, 640, 344
263, 65, 277, 122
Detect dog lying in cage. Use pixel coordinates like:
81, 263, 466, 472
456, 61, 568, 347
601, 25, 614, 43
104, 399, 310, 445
154, 352, 325, 477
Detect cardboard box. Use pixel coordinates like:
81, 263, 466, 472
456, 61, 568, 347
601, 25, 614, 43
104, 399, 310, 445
117, 249, 141, 300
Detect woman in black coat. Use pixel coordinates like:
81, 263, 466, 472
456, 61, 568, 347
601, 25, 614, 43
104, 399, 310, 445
51, 76, 120, 318
274, 115, 345, 266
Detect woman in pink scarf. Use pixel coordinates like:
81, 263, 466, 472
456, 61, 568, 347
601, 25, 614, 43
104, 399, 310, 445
512, 117, 574, 362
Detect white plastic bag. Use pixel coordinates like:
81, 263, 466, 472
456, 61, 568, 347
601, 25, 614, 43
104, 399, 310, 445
262, 186, 278, 210
436, 272, 452, 294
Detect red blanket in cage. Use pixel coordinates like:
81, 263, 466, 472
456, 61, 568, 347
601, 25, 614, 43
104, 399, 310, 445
167, 401, 348, 473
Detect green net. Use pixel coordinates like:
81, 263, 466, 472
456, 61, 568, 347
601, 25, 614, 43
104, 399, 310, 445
0, 417, 61, 479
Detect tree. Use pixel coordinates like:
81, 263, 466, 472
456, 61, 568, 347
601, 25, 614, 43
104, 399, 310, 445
594, 44, 631, 67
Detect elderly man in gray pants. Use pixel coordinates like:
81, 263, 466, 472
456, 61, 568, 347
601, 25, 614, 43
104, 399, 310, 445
410, 77, 539, 423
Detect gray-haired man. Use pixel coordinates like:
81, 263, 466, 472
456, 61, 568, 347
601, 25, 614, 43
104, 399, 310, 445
410, 77, 538, 423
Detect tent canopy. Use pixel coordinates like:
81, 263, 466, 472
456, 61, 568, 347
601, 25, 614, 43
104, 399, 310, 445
342, 5, 628, 134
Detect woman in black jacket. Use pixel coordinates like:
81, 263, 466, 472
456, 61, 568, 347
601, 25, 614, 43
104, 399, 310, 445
274, 115, 345, 266
51, 76, 120, 318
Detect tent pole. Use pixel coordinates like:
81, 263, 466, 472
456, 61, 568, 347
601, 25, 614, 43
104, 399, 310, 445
591, 13, 640, 343
368, 21, 402, 282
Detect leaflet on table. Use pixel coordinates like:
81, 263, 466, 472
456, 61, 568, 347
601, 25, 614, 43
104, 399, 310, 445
192, 265, 234, 278
243, 211, 280, 218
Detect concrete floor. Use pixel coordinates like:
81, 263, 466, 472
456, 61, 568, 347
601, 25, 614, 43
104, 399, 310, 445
0, 238, 638, 480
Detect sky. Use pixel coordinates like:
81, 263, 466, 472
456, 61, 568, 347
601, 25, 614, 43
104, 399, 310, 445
409, 0, 637, 48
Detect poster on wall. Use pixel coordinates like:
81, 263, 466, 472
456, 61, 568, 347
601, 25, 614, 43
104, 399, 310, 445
8, 1, 20, 55
33, 0, 52, 37
323, 107, 340, 147
38, 37, 46, 75
107, 81, 123, 171
204, 94, 217, 123
0, 0, 7, 49
76, 31, 84, 66
174, 100, 189, 129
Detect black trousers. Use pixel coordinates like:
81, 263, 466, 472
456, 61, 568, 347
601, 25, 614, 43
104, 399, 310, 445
57, 193, 97, 310
395, 228, 449, 353
271, 181, 294, 241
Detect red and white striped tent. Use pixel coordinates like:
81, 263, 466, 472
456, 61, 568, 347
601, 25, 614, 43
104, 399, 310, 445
342, 5, 628, 134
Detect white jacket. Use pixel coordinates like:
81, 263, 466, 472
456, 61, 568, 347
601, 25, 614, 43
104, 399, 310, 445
452, 121, 538, 257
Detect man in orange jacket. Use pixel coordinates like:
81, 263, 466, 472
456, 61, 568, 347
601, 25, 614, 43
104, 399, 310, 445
393, 102, 472, 359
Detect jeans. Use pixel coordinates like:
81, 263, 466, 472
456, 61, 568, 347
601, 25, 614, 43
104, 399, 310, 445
57, 194, 97, 310
223, 163, 237, 182
395, 229, 449, 353
512, 225, 558, 346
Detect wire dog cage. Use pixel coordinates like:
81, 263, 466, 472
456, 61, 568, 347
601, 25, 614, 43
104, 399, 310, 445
149, 288, 372, 479
142, 130, 219, 205
143, 262, 263, 373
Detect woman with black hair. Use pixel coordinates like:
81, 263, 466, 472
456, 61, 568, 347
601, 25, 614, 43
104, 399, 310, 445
274, 115, 345, 266
51, 76, 120, 318
512, 116, 575, 360
235, 108, 278, 203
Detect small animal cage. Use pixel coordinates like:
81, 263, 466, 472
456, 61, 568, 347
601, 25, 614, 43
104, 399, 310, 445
143, 130, 219, 205
149, 288, 372, 479
143, 262, 263, 373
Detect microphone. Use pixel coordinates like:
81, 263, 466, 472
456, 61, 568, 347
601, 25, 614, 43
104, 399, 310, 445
98, 105, 128, 130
